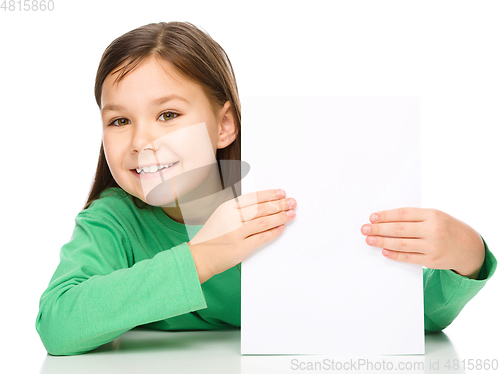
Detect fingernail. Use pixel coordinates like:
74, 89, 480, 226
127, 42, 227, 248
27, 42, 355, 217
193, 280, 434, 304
286, 210, 295, 217
371, 214, 379, 222
278, 189, 286, 197
362, 226, 370, 234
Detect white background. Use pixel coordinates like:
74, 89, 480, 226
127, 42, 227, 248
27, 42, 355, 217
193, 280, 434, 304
1, 0, 498, 372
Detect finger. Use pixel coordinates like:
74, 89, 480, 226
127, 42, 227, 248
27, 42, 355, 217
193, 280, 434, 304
366, 235, 425, 254
370, 207, 430, 223
361, 222, 424, 239
244, 223, 286, 252
381, 248, 426, 266
242, 197, 296, 222
242, 209, 295, 238
234, 189, 285, 210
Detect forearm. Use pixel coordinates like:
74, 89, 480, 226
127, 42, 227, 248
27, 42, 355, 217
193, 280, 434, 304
451, 231, 486, 280
423, 237, 497, 333
36, 243, 207, 355
188, 242, 214, 284
452, 266, 481, 280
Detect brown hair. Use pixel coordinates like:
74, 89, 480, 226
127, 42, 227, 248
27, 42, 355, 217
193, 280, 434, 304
83, 21, 241, 211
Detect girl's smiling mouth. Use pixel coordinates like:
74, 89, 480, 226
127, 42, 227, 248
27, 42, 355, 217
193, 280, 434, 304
131, 161, 179, 180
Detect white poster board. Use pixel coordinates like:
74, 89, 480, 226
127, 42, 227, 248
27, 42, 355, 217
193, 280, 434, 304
241, 97, 424, 355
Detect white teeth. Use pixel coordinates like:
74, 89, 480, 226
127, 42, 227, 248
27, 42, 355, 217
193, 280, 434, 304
136, 162, 176, 174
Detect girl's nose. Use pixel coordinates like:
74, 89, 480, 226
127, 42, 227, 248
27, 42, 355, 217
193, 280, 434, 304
130, 125, 161, 153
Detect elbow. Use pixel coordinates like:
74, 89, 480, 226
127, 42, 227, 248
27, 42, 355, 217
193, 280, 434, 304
425, 327, 445, 334
424, 314, 449, 334
35, 310, 93, 356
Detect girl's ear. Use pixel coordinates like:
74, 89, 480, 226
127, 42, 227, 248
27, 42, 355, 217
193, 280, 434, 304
218, 101, 238, 147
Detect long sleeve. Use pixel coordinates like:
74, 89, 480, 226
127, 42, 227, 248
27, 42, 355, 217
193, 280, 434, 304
423, 234, 497, 333
35, 212, 207, 356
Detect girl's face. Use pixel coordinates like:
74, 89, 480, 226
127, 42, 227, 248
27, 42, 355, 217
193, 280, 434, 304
100, 56, 235, 207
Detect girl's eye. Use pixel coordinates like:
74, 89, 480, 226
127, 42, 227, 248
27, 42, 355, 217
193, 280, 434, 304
108, 111, 179, 127
109, 118, 130, 127
159, 111, 179, 122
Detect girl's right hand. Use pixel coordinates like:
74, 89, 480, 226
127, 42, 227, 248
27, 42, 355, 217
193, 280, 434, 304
187, 189, 297, 283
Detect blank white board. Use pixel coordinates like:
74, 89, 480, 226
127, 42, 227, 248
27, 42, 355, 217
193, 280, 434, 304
241, 97, 424, 355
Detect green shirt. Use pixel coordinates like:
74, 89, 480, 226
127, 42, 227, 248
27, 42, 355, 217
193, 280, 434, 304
35, 187, 497, 356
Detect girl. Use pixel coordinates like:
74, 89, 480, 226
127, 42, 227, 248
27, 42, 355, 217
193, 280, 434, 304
35, 21, 497, 356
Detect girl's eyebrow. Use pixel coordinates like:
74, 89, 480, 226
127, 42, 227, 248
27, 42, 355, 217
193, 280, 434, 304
101, 94, 190, 115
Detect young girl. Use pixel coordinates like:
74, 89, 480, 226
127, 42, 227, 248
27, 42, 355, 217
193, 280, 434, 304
35, 21, 497, 356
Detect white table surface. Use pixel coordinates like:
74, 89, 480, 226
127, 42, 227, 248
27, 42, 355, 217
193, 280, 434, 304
34, 326, 499, 374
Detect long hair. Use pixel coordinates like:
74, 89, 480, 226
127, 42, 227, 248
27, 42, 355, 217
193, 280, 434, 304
83, 21, 241, 210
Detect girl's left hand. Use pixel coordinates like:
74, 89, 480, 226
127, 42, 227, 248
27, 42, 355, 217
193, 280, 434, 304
360, 208, 486, 279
